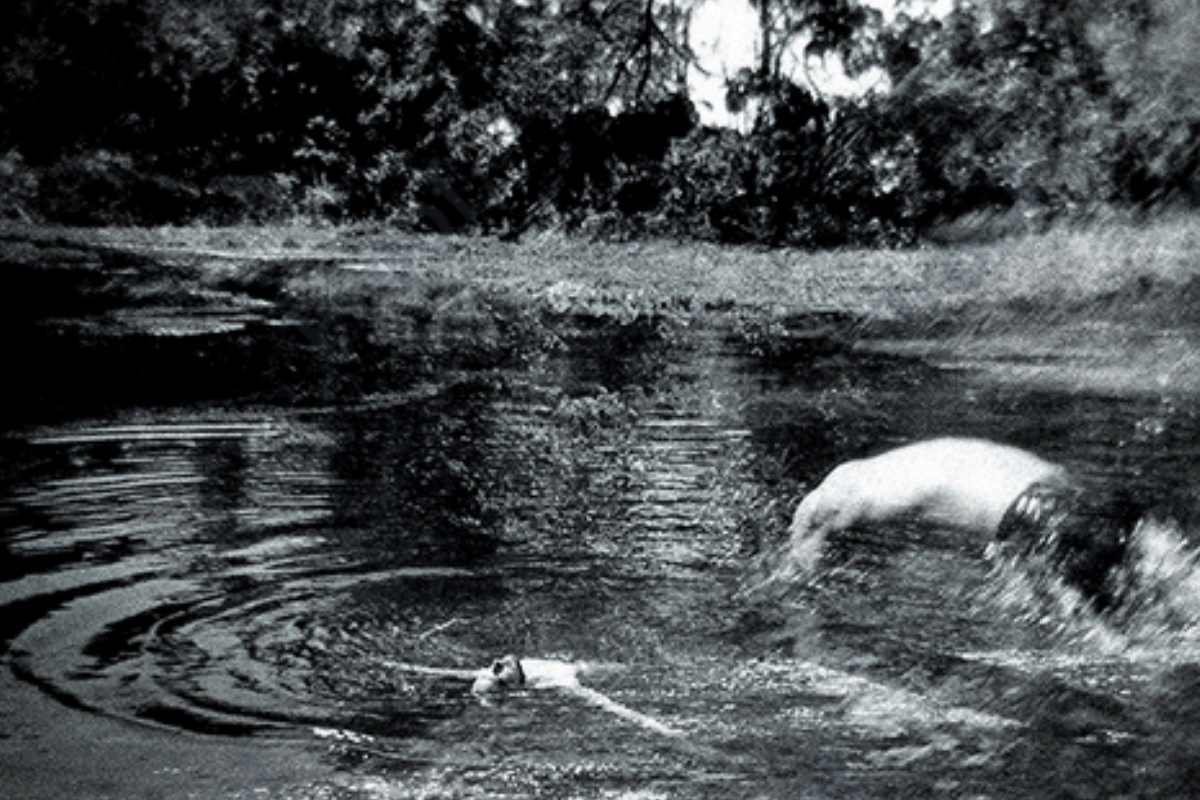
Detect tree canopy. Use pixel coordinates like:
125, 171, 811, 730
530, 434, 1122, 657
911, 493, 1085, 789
1, 0, 1196, 245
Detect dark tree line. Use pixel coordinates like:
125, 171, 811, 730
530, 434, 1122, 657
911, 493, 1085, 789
1, 0, 1197, 247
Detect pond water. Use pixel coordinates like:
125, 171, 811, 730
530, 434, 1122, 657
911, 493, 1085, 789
4, 251, 1200, 799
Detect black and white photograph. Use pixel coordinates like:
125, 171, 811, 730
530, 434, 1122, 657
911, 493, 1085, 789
2, 0, 1200, 797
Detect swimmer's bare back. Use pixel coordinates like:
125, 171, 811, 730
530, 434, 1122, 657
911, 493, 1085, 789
780, 437, 1068, 578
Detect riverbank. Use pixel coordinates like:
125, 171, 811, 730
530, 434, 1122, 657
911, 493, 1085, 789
3, 217, 1199, 418
5, 216, 1199, 315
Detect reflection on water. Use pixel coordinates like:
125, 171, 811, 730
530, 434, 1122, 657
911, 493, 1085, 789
4, 262, 1200, 798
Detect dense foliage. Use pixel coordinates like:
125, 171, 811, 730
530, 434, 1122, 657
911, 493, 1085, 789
1, 0, 1197, 246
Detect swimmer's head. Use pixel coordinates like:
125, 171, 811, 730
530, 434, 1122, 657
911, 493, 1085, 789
1059, 492, 1143, 608
471, 655, 526, 695
1000, 488, 1143, 610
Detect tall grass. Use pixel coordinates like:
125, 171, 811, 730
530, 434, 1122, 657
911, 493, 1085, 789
5, 215, 1198, 397
5, 215, 1199, 321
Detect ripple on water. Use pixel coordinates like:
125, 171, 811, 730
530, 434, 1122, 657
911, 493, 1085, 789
6, 370, 1200, 800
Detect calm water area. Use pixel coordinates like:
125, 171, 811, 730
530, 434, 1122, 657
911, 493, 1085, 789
3, 246, 1200, 799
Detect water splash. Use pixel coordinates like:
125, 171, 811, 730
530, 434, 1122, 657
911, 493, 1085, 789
966, 515, 1200, 683
1118, 517, 1200, 646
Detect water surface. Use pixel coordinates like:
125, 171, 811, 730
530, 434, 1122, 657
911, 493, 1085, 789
3, 250, 1200, 799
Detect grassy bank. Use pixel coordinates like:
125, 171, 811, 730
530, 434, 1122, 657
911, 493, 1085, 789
4, 216, 1199, 319
3, 216, 1200, 404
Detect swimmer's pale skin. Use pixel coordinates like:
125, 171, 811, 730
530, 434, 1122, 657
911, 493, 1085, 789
470, 654, 584, 693
786, 437, 1068, 571
386, 656, 684, 738
469, 655, 684, 738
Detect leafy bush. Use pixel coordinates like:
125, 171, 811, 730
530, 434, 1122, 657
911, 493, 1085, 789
0, 150, 39, 221
2, 0, 1198, 243
661, 127, 766, 243
203, 175, 297, 226
37, 151, 197, 225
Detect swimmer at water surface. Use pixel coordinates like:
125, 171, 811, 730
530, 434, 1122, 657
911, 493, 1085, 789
777, 437, 1144, 609
469, 655, 686, 738
470, 654, 578, 694
387, 655, 685, 737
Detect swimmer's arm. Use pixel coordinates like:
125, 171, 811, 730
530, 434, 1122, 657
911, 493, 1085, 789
381, 660, 479, 680
566, 684, 685, 738
567, 660, 626, 680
